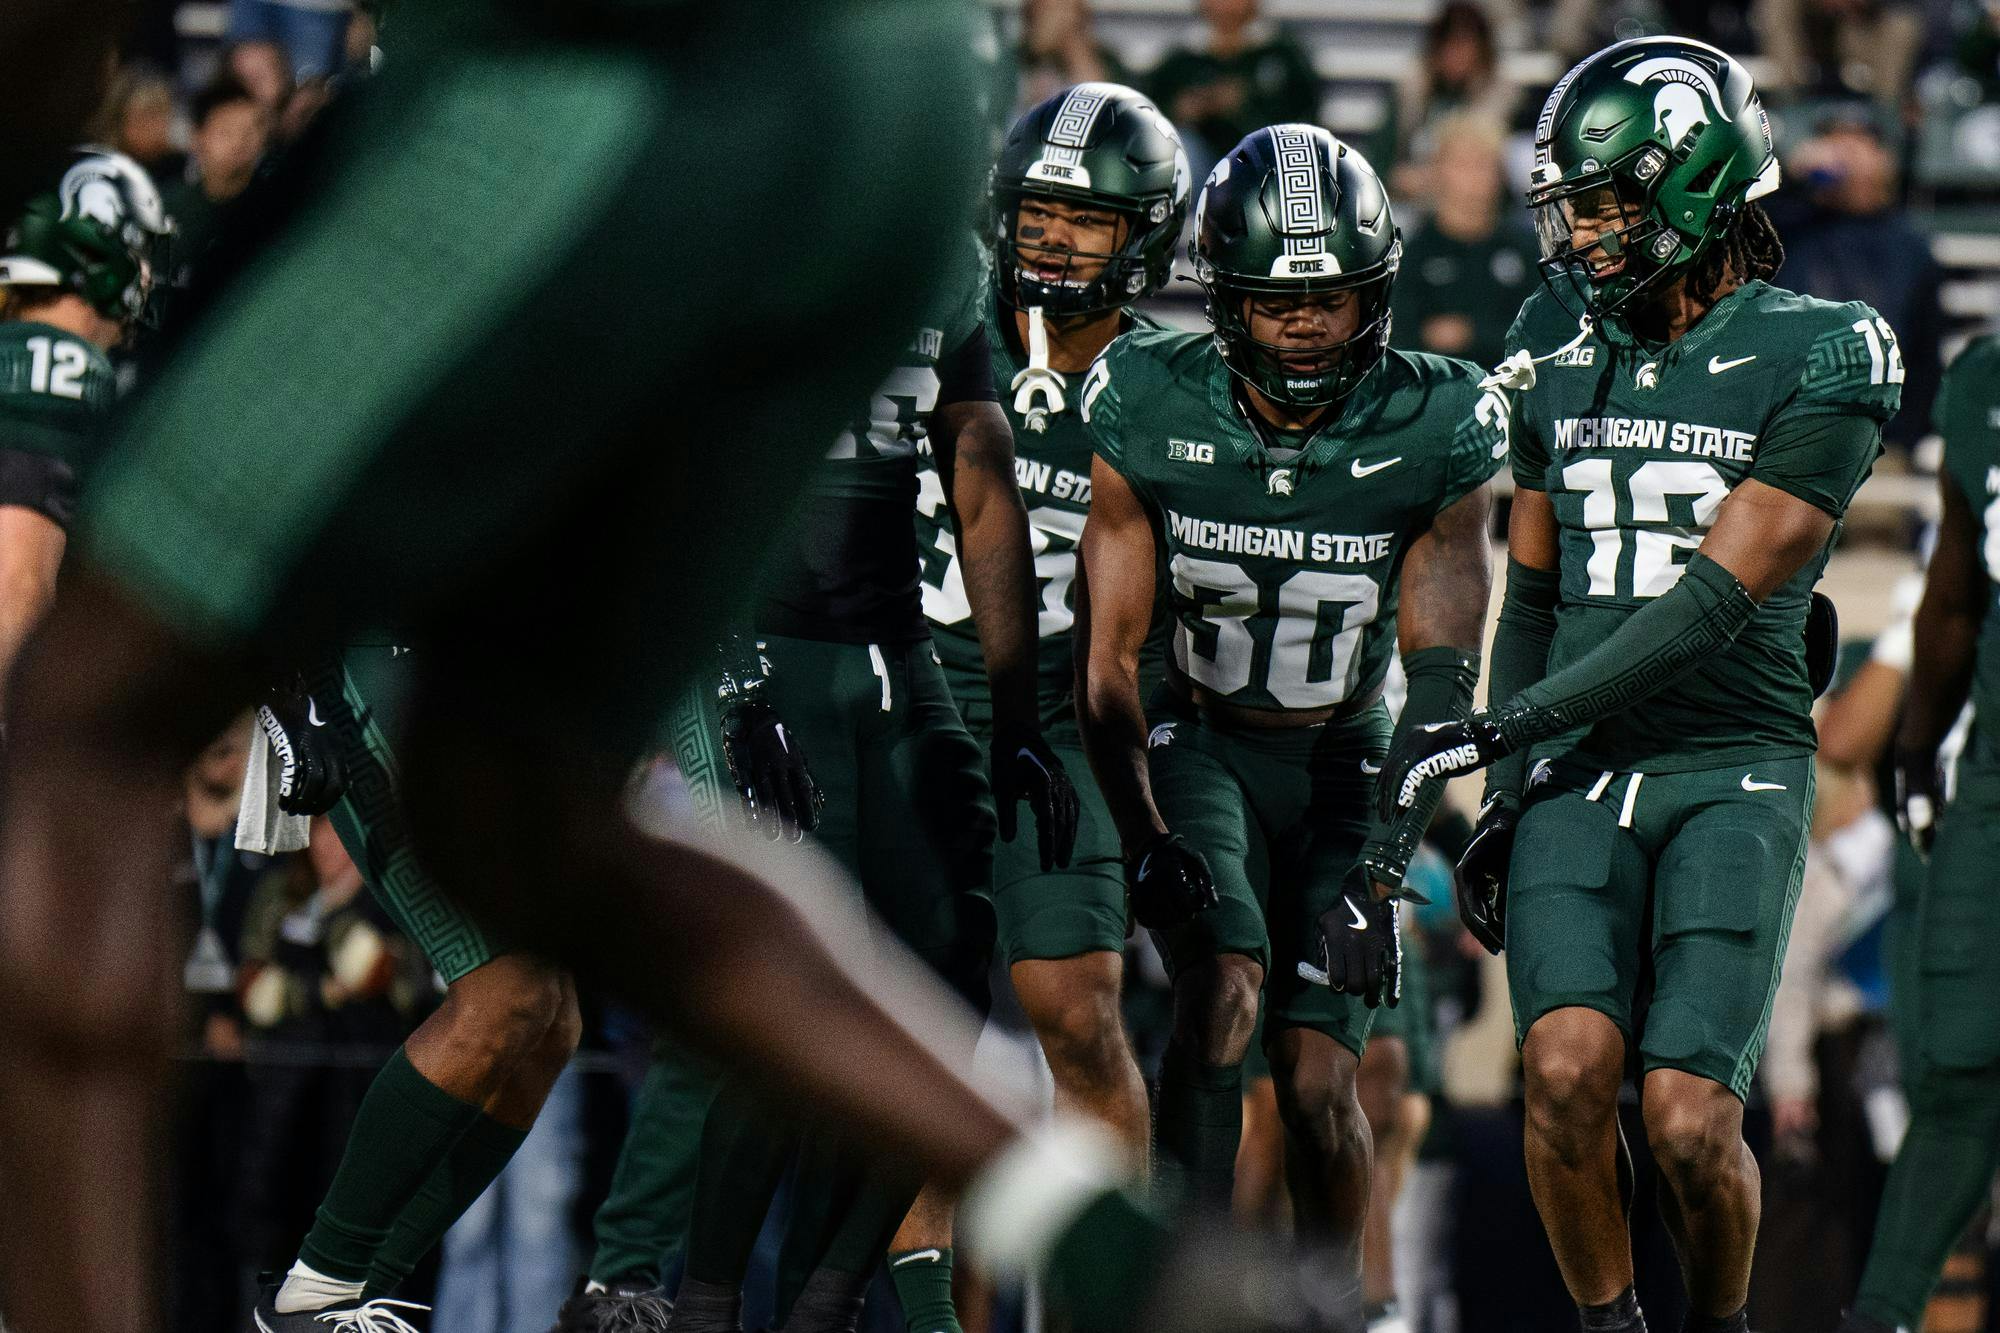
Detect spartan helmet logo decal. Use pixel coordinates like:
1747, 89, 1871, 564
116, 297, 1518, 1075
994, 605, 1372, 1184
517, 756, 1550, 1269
1635, 361, 1660, 390
1268, 468, 1295, 496
1622, 55, 1732, 150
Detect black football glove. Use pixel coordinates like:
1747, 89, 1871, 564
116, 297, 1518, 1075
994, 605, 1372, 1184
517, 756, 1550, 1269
1127, 831, 1218, 931
993, 724, 1079, 873
1299, 863, 1401, 1008
1376, 712, 1514, 823
257, 682, 347, 816
720, 699, 822, 842
1894, 745, 1943, 859
1454, 794, 1518, 955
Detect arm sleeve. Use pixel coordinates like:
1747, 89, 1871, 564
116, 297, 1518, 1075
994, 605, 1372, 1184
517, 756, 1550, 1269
1363, 646, 1482, 885
1482, 557, 1561, 803
935, 324, 998, 407
1491, 552, 1757, 749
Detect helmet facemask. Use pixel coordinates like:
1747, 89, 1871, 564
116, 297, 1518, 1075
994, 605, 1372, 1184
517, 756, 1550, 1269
993, 186, 1171, 318
1529, 144, 1695, 319
1197, 241, 1399, 409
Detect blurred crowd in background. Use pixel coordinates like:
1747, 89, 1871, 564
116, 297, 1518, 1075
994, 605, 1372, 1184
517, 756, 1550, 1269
115, 1, 2000, 1331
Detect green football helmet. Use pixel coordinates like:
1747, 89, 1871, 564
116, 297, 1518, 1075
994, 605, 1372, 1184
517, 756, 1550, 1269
990, 82, 1191, 316
0, 148, 173, 324
1191, 124, 1400, 408
1528, 36, 1779, 318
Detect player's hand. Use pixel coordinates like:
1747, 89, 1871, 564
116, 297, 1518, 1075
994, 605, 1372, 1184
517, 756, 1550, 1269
1376, 712, 1513, 822
993, 725, 1080, 872
1300, 864, 1401, 1008
1454, 794, 1518, 955
721, 700, 822, 842
257, 683, 347, 816
1126, 831, 1218, 930
1894, 745, 1943, 858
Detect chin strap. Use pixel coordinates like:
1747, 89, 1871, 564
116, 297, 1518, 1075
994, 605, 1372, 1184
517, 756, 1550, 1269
1479, 314, 1595, 393
1011, 305, 1067, 434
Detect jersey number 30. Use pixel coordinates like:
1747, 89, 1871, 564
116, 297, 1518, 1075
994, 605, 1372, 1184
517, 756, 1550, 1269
1172, 556, 1380, 708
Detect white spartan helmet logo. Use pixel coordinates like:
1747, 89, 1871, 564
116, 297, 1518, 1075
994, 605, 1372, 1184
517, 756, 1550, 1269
1622, 55, 1733, 150
1636, 361, 1661, 389
1268, 468, 1295, 496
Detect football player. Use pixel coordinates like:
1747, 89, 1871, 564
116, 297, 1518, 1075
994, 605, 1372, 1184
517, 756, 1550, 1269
245, 647, 582, 1333
1378, 37, 1899, 1333
1077, 124, 1501, 1321
0, 149, 168, 718
1840, 333, 2000, 1333
914, 82, 1189, 1167
667, 229, 1078, 1333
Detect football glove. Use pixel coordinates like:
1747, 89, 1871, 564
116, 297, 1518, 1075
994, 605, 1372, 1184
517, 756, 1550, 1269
1454, 794, 1518, 955
1126, 831, 1218, 931
1299, 863, 1401, 1008
1894, 745, 1943, 859
257, 681, 347, 816
1376, 712, 1513, 823
993, 724, 1080, 872
719, 699, 822, 842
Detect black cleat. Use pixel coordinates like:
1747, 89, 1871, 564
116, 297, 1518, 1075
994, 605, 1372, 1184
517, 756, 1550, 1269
251, 1292, 429, 1331
547, 1275, 673, 1333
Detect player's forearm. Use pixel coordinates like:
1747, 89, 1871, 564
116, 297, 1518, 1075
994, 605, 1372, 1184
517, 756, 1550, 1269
1481, 557, 1561, 801
1490, 552, 1756, 750
0, 563, 61, 723
1897, 603, 1978, 758
1364, 646, 1482, 888
956, 495, 1041, 735
1079, 663, 1163, 853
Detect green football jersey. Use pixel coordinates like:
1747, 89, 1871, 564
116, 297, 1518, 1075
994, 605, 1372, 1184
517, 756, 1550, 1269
1937, 335, 2000, 777
758, 238, 991, 644
0, 321, 116, 529
1085, 327, 1505, 714
1503, 280, 1899, 772
915, 298, 1165, 710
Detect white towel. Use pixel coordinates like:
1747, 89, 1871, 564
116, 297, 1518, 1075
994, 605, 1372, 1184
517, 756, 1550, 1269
236, 718, 312, 854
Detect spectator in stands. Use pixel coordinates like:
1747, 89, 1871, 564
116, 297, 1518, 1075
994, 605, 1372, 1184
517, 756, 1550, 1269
1016, 0, 1132, 115
228, 38, 296, 112
94, 65, 185, 184
1956, 0, 2000, 96
1390, 114, 1538, 368
1771, 109, 1943, 449
1547, 0, 1760, 69
229, 0, 352, 85
1394, 2, 1518, 199
163, 75, 273, 276
1759, 0, 1926, 101
1146, 0, 1319, 175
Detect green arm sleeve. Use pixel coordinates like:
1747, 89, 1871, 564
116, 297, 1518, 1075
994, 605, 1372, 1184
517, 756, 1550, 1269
1490, 552, 1756, 750
1482, 558, 1561, 803
1362, 646, 1481, 887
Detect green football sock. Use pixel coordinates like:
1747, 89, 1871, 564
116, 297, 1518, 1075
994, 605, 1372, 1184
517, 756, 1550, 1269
1854, 1063, 2000, 1330
299, 1047, 484, 1282
888, 1246, 960, 1333
1153, 1041, 1243, 1209
364, 1110, 529, 1296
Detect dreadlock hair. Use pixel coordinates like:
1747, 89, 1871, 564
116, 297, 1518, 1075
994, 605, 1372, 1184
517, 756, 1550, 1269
1686, 200, 1784, 305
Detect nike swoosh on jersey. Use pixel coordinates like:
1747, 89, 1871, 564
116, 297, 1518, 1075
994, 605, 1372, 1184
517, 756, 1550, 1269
1740, 773, 1788, 792
1360, 759, 1382, 775
892, 1249, 945, 1267
307, 698, 324, 727
1708, 354, 1757, 374
1351, 456, 1403, 478
1347, 899, 1370, 930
